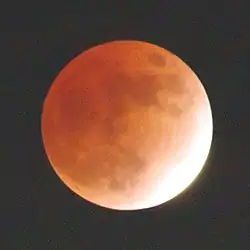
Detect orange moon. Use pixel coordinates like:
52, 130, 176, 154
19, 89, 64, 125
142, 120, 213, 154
41, 40, 213, 210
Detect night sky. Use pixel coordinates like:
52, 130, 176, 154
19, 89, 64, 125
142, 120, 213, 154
2, 1, 250, 249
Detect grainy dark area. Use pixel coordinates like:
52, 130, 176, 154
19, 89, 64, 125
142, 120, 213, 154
1, 0, 250, 249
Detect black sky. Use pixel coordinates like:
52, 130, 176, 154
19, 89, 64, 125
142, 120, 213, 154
2, 1, 250, 249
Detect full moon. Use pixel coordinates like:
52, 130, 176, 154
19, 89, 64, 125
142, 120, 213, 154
41, 40, 213, 210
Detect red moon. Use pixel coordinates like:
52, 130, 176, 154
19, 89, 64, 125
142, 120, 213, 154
41, 40, 213, 210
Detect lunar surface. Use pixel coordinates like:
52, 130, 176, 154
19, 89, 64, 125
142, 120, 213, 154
41, 40, 213, 210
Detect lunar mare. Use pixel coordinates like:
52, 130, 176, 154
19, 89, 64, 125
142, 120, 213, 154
41, 40, 213, 210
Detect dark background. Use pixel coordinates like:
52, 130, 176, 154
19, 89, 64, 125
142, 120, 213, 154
1, 1, 250, 249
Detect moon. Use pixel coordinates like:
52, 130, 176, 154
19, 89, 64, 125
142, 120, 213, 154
41, 40, 213, 210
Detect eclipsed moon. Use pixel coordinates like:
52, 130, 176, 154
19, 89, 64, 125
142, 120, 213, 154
41, 40, 213, 210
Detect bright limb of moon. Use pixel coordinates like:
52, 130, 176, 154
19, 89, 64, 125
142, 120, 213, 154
131, 102, 213, 210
